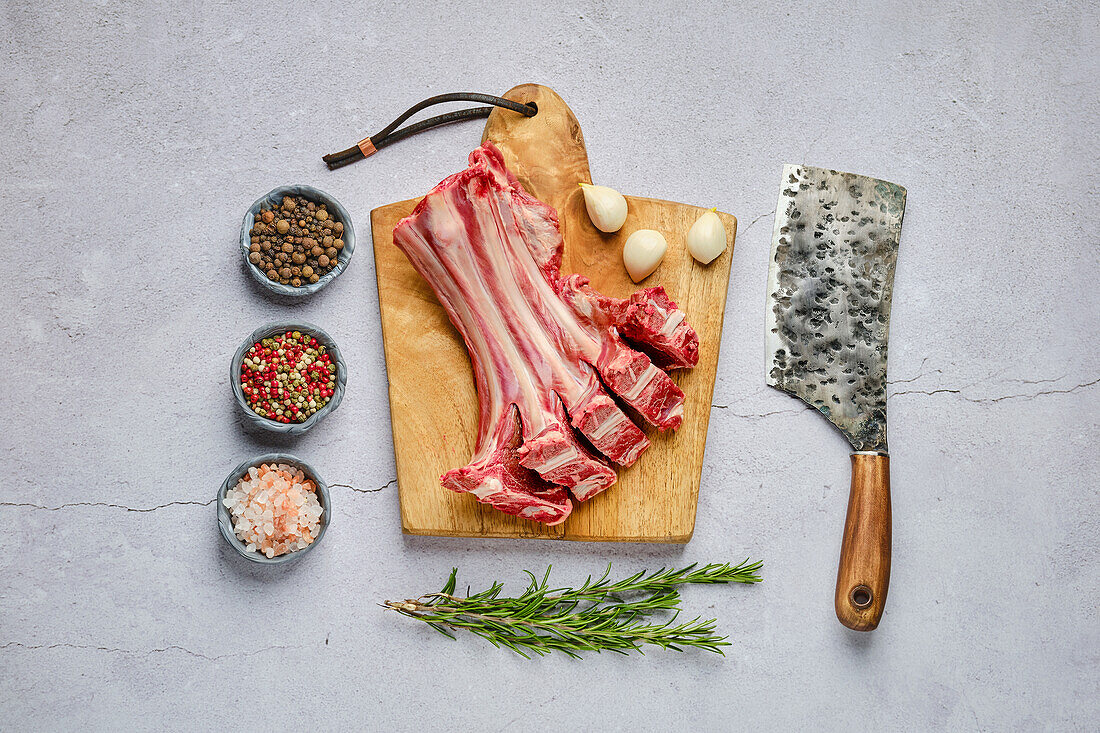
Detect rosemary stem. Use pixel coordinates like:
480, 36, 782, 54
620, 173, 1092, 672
383, 560, 761, 658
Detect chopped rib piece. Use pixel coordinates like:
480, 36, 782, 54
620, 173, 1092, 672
515, 398, 616, 503
558, 275, 699, 371
393, 142, 699, 524
442, 406, 574, 525
617, 288, 700, 370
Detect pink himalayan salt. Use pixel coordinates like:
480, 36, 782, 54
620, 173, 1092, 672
223, 463, 323, 558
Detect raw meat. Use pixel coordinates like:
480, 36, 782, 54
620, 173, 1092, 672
393, 142, 699, 525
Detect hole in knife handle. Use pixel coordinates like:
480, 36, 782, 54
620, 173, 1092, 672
850, 585, 873, 609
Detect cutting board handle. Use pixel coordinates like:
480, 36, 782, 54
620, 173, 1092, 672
482, 84, 593, 210
835, 452, 891, 631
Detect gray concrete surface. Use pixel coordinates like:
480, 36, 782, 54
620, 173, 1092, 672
1, 1, 1097, 730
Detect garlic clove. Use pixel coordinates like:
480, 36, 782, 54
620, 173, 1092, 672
685, 208, 727, 265
579, 183, 628, 233
622, 229, 668, 283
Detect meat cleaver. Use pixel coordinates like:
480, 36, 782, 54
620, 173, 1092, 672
765, 165, 906, 631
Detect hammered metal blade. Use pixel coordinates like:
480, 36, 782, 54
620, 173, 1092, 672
765, 164, 906, 451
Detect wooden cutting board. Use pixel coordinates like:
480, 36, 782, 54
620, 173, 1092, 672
370, 84, 736, 542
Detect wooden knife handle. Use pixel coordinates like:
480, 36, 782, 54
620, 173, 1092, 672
835, 452, 891, 631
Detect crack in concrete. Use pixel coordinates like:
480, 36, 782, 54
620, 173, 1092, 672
0, 640, 302, 661
0, 478, 399, 513
890, 387, 963, 398
714, 374, 1096, 415
740, 209, 773, 233
711, 404, 811, 418
891, 377, 1099, 403
1006, 374, 1068, 385
889, 358, 940, 385
0, 499, 215, 512
330, 479, 396, 494
888, 369, 943, 384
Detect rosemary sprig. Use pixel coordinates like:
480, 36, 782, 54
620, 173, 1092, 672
384, 560, 762, 658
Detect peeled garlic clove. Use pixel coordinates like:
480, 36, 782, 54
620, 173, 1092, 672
686, 208, 727, 264
622, 229, 667, 283
580, 183, 628, 233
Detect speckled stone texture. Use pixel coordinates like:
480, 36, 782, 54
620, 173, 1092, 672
1, 1, 1096, 730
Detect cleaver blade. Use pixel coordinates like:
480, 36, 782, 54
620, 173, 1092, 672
765, 164, 906, 631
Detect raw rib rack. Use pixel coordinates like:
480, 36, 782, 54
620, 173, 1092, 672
393, 143, 699, 525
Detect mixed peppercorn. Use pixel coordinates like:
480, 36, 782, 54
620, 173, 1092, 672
240, 331, 337, 423
247, 195, 345, 287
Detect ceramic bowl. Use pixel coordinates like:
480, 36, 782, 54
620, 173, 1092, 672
231, 321, 347, 436
217, 453, 331, 565
241, 185, 355, 297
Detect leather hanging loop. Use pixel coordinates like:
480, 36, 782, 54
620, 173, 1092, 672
322, 92, 537, 170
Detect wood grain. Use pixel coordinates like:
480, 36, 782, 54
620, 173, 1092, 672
835, 453, 892, 630
370, 84, 737, 541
